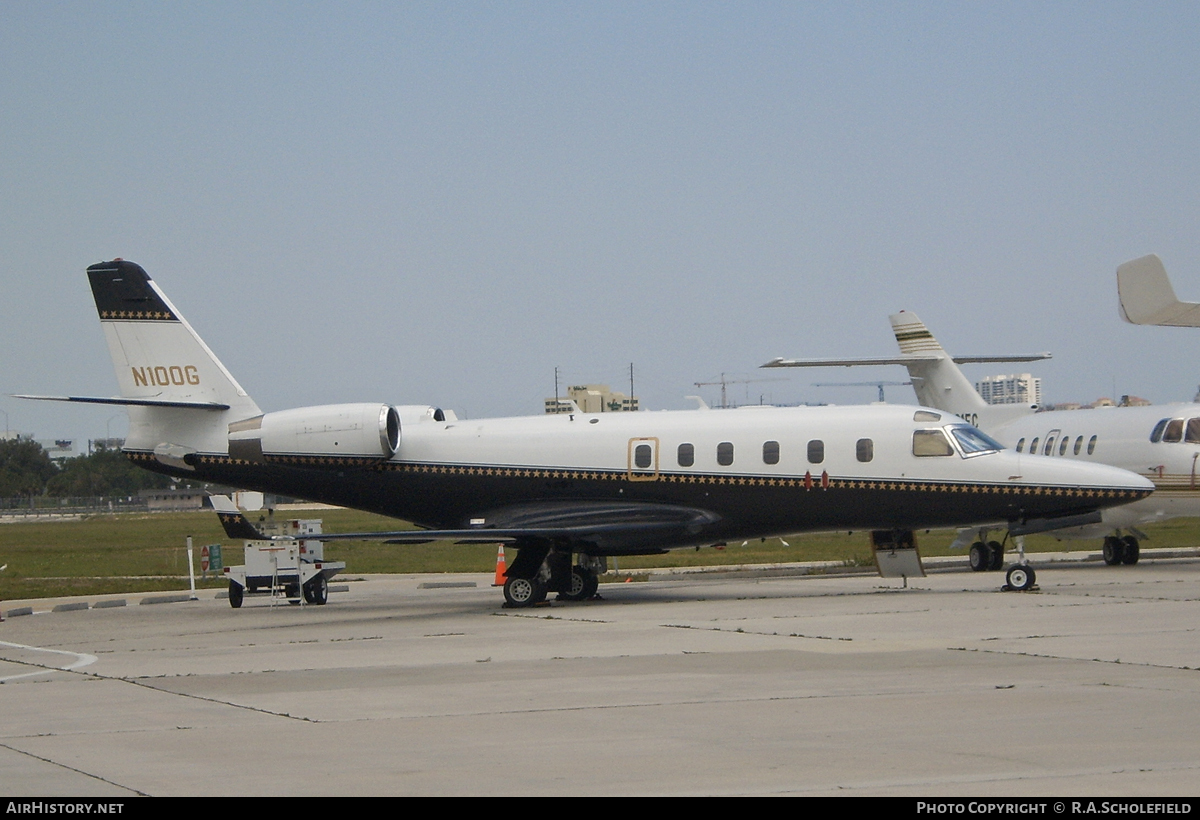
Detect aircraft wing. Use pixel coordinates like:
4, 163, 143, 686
211, 496, 720, 545
1117, 254, 1200, 327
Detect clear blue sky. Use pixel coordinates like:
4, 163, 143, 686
3, 2, 1199, 448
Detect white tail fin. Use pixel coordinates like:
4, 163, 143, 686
1117, 254, 1200, 327
888, 312, 1034, 428
87, 260, 261, 461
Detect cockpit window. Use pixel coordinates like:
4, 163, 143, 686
913, 410, 941, 422
1163, 419, 1184, 443
912, 429, 954, 457
949, 425, 1004, 455
1150, 419, 1169, 443
1186, 419, 1200, 444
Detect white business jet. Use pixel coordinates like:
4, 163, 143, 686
17, 260, 1152, 603
765, 309, 1199, 571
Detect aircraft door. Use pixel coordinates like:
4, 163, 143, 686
627, 437, 660, 481
1042, 429, 1061, 456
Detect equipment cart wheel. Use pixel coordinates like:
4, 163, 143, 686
228, 580, 244, 609
303, 575, 329, 605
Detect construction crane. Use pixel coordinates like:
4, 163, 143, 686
812, 380, 912, 403
693, 373, 786, 409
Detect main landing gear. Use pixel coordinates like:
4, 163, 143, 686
968, 540, 1005, 572
502, 546, 605, 609
1102, 534, 1141, 566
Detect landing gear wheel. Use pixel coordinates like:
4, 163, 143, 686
969, 542, 990, 572
1103, 536, 1125, 566
582, 568, 600, 599
1121, 535, 1140, 565
303, 575, 329, 605
1005, 564, 1037, 591
228, 581, 244, 609
559, 567, 593, 602
503, 576, 548, 608
987, 541, 1005, 571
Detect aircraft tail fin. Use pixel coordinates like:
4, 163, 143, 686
211, 495, 269, 539
888, 312, 989, 419
1117, 254, 1200, 327
86, 259, 262, 462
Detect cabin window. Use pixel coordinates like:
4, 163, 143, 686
677, 443, 694, 467
1073, 436, 1083, 455
1043, 436, 1056, 456
1187, 419, 1200, 444
1163, 419, 1184, 443
1087, 435, 1097, 454
807, 440, 824, 464
1016, 438, 1025, 453
634, 444, 652, 469
1059, 437, 1069, 456
717, 442, 734, 466
1150, 419, 1169, 443
856, 438, 873, 462
762, 441, 780, 465
1029, 437, 1040, 454
912, 429, 954, 457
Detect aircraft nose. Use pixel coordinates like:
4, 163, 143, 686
1024, 456, 1154, 499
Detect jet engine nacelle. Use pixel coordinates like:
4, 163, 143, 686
228, 403, 400, 465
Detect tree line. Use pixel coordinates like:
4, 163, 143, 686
0, 438, 190, 498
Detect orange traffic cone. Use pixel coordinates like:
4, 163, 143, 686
492, 545, 507, 586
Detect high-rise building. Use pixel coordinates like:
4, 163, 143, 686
976, 374, 1042, 406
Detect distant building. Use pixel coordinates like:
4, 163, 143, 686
35, 439, 76, 464
138, 487, 209, 511
976, 374, 1042, 406
1119, 395, 1151, 407
545, 384, 638, 414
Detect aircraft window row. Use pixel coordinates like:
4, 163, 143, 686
1149, 417, 1200, 444
1015, 435, 1097, 456
671, 439, 859, 466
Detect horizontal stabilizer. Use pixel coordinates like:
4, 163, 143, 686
762, 353, 1049, 368
1117, 254, 1200, 327
14, 394, 231, 410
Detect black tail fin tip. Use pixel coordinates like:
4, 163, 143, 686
217, 510, 267, 540
88, 259, 177, 322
